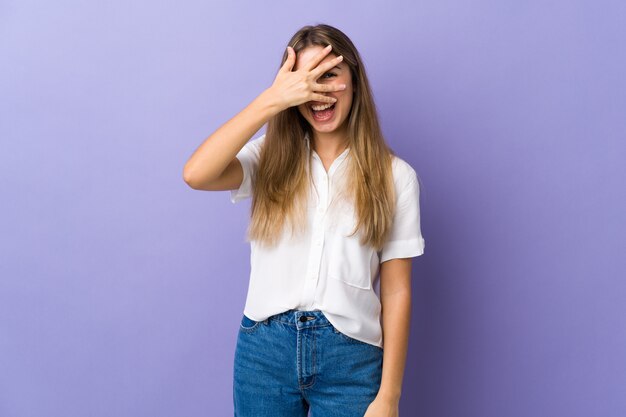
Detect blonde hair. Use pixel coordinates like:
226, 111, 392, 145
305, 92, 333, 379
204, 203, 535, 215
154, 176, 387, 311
247, 23, 397, 251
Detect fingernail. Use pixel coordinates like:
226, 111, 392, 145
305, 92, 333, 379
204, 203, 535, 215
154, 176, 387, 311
340, 84, 346, 89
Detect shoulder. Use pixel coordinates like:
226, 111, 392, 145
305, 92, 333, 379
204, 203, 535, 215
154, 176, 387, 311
390, 154, 418, 190
247, 133, 267, 150
237, 133, 267, 160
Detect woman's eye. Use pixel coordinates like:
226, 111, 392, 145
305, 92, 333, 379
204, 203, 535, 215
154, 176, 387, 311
322, 72, 336, 79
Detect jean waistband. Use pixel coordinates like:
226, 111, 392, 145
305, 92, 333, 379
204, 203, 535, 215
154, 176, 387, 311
267, 309, 332, 328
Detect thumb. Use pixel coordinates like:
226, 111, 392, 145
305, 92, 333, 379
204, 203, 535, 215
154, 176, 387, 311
282, 46, 295, 72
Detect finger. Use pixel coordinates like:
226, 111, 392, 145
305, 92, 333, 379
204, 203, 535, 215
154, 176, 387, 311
303, 44, 334, 72
313, 82, 347, 92
310, 54, 344, 79
311, 93, 337, 104
281, 46, 296, 73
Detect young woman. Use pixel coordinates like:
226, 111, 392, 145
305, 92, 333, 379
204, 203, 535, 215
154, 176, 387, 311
184, 24, 425, 417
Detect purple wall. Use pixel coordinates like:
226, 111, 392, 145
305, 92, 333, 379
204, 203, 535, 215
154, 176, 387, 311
1, 1, 625, 416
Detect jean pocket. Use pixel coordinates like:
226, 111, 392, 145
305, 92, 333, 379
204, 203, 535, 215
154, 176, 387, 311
332, 325, 381, 350
239, 314, 261, 333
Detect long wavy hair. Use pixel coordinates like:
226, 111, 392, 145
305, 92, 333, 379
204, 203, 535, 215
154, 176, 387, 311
247, 24, 397, 250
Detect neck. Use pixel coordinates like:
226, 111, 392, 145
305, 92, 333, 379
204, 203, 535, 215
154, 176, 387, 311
310, 127, 350, 157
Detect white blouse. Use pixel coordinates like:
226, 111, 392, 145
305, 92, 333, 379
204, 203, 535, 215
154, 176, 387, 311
230, 132, 425, 348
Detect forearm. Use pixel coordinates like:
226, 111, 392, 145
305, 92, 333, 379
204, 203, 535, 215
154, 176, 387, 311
183, 88, 281, 186
377, 289, 411, 403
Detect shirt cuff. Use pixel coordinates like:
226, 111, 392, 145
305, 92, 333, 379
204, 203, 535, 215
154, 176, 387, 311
379, 236, 425, 263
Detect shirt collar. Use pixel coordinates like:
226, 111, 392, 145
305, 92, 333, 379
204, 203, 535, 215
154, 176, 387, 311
304, 131, 351, 165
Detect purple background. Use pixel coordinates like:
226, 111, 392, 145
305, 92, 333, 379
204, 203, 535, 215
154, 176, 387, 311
1, 1, 625, 416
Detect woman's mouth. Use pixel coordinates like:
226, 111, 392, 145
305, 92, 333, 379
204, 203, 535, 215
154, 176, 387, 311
310, 102, 336, 122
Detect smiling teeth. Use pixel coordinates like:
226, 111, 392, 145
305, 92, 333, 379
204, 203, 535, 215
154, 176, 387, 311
311, 103, 334, 111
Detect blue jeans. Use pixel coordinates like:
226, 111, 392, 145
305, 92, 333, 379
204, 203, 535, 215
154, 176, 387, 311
233, 309, 383, 417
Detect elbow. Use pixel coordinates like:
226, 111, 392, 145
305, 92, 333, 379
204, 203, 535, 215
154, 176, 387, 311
183, 165, 198, 189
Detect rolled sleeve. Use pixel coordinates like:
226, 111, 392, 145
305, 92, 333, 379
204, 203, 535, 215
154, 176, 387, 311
230, 134, 265, 204
379, 170, 425, 263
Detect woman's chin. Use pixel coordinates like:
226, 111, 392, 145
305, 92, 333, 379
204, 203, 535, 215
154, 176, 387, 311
310, 116, 343, 132
313, 123, 336, 132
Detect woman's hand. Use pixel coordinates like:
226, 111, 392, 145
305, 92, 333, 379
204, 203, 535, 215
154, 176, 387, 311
266, 44, 347, 112
363, 396, 399, 417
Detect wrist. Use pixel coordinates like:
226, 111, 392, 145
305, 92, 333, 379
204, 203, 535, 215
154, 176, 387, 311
376, 388, 401, 404
256, 87, 284, 117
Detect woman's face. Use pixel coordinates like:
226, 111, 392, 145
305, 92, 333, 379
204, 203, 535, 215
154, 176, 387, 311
294, 45, 354, 136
